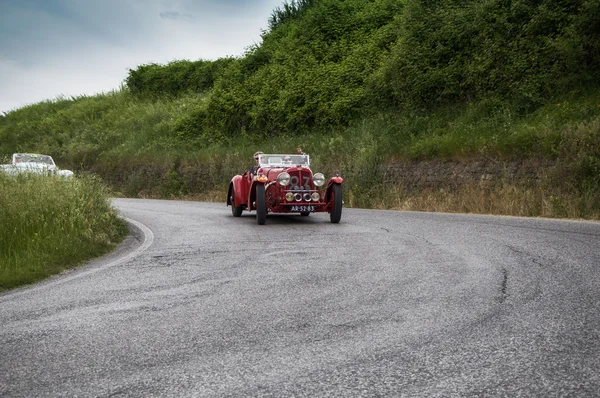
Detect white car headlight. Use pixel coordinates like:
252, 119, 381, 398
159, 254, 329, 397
313, 173, 325, 187
277, 172, 291, 186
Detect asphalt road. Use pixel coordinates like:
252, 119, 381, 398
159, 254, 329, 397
1, 198, 600, 397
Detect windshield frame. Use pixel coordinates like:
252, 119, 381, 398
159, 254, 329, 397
13, 153, 56, 166
258, 154, 310, 168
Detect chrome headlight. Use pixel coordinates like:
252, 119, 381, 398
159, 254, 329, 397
313, 173, 325, 187
277, 172, 291, 186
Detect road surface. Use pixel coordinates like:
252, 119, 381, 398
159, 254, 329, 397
1, 198, 599, 397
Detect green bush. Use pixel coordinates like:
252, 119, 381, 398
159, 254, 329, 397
268, 0, 317, 31
199, 0, 401, 137
374, 0, 600, 110
125, 58, 234, 98
108, 0, 600, 141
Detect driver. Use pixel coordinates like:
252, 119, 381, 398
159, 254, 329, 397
250, 151, 263, 174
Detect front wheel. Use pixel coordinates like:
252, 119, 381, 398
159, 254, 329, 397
330, 184, 342, 223
256, 184, 266, 225
230, 187, 242, 217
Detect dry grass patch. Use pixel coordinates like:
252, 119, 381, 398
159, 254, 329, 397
368, 182, 600, 220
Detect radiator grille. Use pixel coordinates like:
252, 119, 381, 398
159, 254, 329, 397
288, 170, 312, 191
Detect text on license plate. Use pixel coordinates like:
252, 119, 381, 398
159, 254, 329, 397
290, 205, 315, 212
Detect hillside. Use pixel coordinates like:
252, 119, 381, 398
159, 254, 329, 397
1, 0, 599, 219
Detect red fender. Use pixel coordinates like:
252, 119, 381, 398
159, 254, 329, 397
325, 176, 344, 204
330, 176, 344, 184
228, 175, 247, 207
248, 175, 268, 210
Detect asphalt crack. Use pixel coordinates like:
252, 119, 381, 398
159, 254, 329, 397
496, 268, 509, 303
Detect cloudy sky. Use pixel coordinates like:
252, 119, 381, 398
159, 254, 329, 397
0, 0, 284, 114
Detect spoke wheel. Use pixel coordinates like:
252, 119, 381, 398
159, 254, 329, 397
330, 184, 342, 223
256, 184, 266, 225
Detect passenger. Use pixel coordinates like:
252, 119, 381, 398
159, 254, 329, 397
297, 147, 307, 165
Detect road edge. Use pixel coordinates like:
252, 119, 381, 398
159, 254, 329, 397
0, 217, 154, 300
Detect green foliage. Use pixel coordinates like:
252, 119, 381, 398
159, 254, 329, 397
0, 90, 209, 170
268, 0, 317, 31
374, 0, 600, 110
125, 58, 234, 98
580, 155, 600, 187
0, 173, 128, 290
161, 161, 187, 198
115, 0, 599, 140
201, 0, 402, 137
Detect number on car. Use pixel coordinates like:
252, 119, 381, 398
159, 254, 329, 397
291, 205, 315, 212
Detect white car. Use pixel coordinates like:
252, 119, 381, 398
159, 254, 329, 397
0, 153, 74, 178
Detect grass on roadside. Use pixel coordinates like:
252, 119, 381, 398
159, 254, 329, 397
0, 173, 128, 291
356, 182, 600, 220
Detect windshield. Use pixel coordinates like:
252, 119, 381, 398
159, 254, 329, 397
14, 153, 55, 166
258, 154, 310, 168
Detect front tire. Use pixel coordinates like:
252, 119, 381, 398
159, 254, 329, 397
230, 187, 243, 217
330, 184, 342, 223
256, 184, 266, 225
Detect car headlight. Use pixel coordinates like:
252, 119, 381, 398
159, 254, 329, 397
277, 172, 291, 186
313, 173, 325, 187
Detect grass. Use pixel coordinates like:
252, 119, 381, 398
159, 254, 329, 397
0, 173, 128, 291
0, 90, 209, 170
363, 183, 600, 220
1, 87, 599, 221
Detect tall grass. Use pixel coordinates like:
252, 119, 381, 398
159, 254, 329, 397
0, 173, 128, 291
362, 182, 600, 220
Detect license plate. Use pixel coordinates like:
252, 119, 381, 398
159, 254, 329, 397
290, 205, 315, 212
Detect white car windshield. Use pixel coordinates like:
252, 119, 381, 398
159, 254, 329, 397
259, 154, 310, 168
14, 154, 55, 166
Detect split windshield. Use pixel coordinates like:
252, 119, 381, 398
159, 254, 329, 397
258, 154, 310, 168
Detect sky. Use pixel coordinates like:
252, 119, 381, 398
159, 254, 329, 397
0, 0, 284, 114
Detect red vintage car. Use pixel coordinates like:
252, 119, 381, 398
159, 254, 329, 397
227, 153, 343, 224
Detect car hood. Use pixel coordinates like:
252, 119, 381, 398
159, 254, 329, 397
263, 166, 311, 178
14, 163, 55, 170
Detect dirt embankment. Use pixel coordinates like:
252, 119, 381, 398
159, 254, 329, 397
362, 157, 600, 219
382, 158, 559, 192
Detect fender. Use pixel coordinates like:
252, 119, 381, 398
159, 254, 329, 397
330, 176, 343, 184
228, 175, 247, 207
325, 176, 344, 204
248, 174, 269, 210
